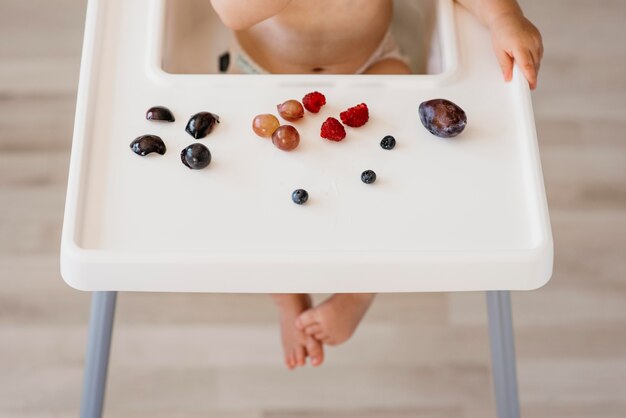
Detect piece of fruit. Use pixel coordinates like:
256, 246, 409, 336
277, 100, 304, 121
361, 170, 376, 184
181, 143, 211, 169
252, 114, 280, 138
272, 125, 300, 151
130, 135, 166, 156
320, 117, 346, 141
185, 112, 220, 139
146, 106, 175, 122
302, 91, 326, 113
340, 103, 369, 127
418, 99, 467, 138
380, 135, 396, 150
292, 189, 309, 205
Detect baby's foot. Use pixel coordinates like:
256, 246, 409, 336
295, 293, 376, 346
272, 294, 324, 369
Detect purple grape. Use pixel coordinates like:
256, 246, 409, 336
181, 143, 211, 169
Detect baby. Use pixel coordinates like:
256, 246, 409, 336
210, 0, 543, 368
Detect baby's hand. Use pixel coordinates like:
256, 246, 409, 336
489, 14, 543, 89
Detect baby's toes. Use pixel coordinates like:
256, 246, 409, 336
304, 323, 323, 336
295, 345, 306, 367
285, 353, 296, 370
295, 309, 317, 330
306, 336, 324, 367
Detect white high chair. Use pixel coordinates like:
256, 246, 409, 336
61, 1, 553, 417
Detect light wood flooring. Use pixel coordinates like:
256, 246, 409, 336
1, 0, 625, 417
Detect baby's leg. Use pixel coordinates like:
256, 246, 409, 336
291, 59, 406, 348
271, 294, 324, 368
363, 58, 412, 75
295, 294, 376, 346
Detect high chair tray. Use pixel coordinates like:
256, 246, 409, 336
61, 0, 553, 292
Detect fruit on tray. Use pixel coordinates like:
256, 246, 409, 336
302, 91, 326, 113
320, 117, 346, 141
130, 135, 166, 156
185, 112, 220, 139
340, 103, 369, 127
272, 125, 300, 151
146, 106, 175, 122
418, 99, 467, 138
292, 189, 309, 205
181, 143, 211, 169
380, 135, 396, 150
252, 114, 280, 138
277, 100, 304, 121
361, 170, 377, 184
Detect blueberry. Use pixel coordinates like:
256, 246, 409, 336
185, 112, 220, 139
361, 170, 376, 184
146, 106, 175, 122
380, 135, 396, 150
181, 143, 211, 169
292, 189, 309, 205
130, 135, 166, 156
418, 99, 467, 138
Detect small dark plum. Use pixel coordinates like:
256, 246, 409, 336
185, 112, 220, 139
292, 189, 309, 205
181, 143, 211, 169
418, 99, 467, 138
380, 135, 396, 150
361, 170, 377, 184
130, 135, 166, 156
146, 106, 175, 122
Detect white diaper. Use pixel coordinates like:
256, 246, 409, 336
226, 29, 411, 75
354, 29, 412, 74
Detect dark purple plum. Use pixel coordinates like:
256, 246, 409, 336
146, 106, 175, 122
181, 143, 211, 169
130, 135, 166, 156
418, 99, 467, 138
185, 112, 220, 139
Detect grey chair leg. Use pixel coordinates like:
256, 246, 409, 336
80, 291, 117, 418
486, 291, 521, 418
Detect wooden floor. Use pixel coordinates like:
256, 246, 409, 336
1, 0, 625, 417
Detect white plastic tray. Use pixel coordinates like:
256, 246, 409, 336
61, 0, 553, 292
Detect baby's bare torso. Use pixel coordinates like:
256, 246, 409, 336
236, 0, 393, 74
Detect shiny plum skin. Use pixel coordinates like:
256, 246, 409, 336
130, 135, 166, 156
419, 99, 467, 138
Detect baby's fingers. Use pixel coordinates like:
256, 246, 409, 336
496, 48, 514, 82
515, 48, 538, 90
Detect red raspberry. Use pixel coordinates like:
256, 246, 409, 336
320, 117, 346, 141
302, 91, 326, 113
340, 103, 369, 127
